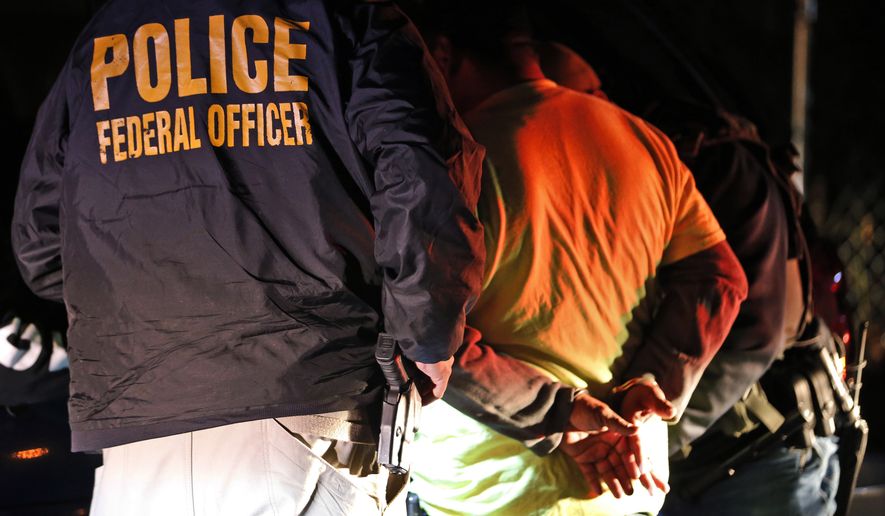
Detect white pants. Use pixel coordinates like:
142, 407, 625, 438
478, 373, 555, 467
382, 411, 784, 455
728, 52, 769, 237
90, 418, 407, 516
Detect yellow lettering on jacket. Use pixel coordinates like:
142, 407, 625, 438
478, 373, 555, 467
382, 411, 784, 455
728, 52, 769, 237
241, 103, 256, 147
126, 116, 143, 158
96, 121, 112, 164
96, 109, 203, 163
255, 102, 266, 147
279, 102, 294, 146
133, 23, 172, 103
174, 18, 208, 97
291, 102, 313, 145
208, 15, 228, 94
266, 102, 281, 146
207, 104, 225, 146
143, 112, 158, 156
231, 15, 269, 94
226, 104, 241, 147
91, 35, 129, 111
111, 118, 128, 161
273, 18, 309, 92
156, 110, 172, 153
172, 107, 190, 151
91, 15, 317, 164
188, 106, 203, 150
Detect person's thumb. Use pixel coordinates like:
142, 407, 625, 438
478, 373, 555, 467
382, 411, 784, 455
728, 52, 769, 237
572, 394, 637, 435
414, 357, 454, 404
563, 430, 590, 444
636, 385, 676, 421
650, 388, 676, 419
600, 407, 639, 435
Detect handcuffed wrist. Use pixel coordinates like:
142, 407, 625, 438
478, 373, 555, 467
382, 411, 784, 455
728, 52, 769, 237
610, 373, 658, 395
606, 373, 657, 413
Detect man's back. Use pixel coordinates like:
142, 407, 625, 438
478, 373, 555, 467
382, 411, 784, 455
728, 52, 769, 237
468, 79, 723, 384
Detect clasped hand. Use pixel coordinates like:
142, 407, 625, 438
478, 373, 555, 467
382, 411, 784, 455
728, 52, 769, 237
559, 382, 675, 499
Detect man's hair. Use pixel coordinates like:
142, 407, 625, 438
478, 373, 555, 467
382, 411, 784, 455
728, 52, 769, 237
413, 0, 534, 64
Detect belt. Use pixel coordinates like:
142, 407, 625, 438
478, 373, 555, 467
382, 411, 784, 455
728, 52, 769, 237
276, 409, 377, 444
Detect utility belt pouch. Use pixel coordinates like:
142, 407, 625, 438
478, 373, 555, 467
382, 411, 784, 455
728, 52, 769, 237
758, 358, 816, 448
375, 333, 421, 475
770, 318, 856, 438
804, 348, 839, 436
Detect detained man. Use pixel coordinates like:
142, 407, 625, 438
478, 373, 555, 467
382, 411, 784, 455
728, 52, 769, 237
404, 1, 748, 515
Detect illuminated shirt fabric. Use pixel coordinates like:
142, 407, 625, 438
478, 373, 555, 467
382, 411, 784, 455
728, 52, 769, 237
471, 79, 722, 385
412, 79, 724, 515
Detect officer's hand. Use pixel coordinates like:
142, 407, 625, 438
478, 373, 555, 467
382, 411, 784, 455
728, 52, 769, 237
615, 379, 674, 480
619, 381, 675, 424
569, 391, 637, 436
414, 357, 454, 405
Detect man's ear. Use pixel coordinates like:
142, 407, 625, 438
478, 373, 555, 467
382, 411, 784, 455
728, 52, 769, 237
429, 35, 455, 79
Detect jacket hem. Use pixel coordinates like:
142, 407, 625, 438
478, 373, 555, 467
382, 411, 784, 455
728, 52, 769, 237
71, 397, 375, 452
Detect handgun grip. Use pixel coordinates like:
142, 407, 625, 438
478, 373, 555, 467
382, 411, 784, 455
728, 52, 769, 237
376, 333, 409, 389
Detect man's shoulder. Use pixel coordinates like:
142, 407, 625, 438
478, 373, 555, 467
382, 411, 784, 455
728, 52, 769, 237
551, 86, 666, 138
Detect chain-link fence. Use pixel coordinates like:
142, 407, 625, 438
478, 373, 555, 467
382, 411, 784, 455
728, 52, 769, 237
810, 174, 885, 362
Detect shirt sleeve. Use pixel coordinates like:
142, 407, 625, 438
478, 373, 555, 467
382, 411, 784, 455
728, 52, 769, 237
442, 326, 577, 456
662, 163, 726, 265
337, 1, 485, 363
12, 68, 70, 304
636, 120, 726, 265
621, 240, 748, 420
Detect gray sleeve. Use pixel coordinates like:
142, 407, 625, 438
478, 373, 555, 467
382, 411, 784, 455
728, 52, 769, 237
442, 327, 577, 455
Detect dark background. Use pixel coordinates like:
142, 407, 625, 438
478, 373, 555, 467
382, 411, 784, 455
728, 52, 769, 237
0, 0, 882, 509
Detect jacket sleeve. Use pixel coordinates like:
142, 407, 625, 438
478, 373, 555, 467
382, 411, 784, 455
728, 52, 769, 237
668, 141, 789, 454
442, 326, 577, 455
621, 240, 747, 420
338, 1, 485, 363
11, 70, 70, 304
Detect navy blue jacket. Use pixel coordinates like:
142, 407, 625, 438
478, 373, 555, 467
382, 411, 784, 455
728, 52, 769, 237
12, 0, 484, 452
